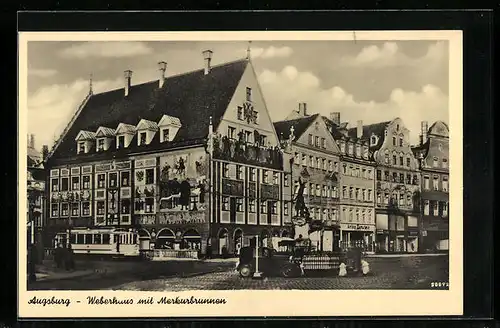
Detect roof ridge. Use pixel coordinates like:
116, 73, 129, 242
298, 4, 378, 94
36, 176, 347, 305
91, 58, 248, 97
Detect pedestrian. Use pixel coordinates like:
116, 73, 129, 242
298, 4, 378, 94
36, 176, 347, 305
221, 245, 228, 259
66, 244, 75, 270
28, 244, 37, 283
206, 243, 212, 259
54, 243, 63, 269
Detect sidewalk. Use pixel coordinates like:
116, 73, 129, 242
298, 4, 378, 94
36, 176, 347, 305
35, 261, 99, 282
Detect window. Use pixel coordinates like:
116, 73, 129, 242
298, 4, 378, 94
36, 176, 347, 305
384, 153, 389, 164
284, 174, 289, 187
82, 176, 90, 189
385, 171, 390, 181
316, 184, 321, 197
71, 176, 80, 190
413, 175, 418, 185
363, 147, 369, 158
145, 198, 154, 213
406, 157, 411, 167
442, 202, 448, 217
356, 145, 361, 157
284, 203, 289, 216
262, 170, 269, 184
97, 139, 105, 152
423, 200, 430, 215
273, 172, 279, 185
58, 177, 68, 192
399, 193, 404, 206
139, 132, 147, 145
362, 189, 366, 201
236, 198, 243, 212
82, 202, 90, 216
443, 176, 449, 192
117, 135, 125, 148
78, 142, 86, 154
377, 192, 381, 204
162, 129, 170, 142
348, 143, 354, 155
392, 155, 397, 165
260, 200, 267, 214
392, 136, 396, 146
51, 203, 59, 217
228, 126, 236, 139
244, 130, 252, 143
399, 156, 404, 166
249, 167, 256, 182
237, 106, 243, 120
236, 165, 243, 180
61, 203, 69, 216
407, 195, 412, 207
349, 187, 354, 199
328, 160, 333, 172
121, 199, 131, 214
367, 169, 372, 179
433, 157, 439, 168
51, 178, 59, 192
355, 188, 360, 200
145, 168, 155, 185
433, 201, 439, 216
96, 201, 105, 215
368, 189, 372, 201
376, 170, 382, 180
442, 158, 448, 168
315, 136, 320, 147
342, 186, 347, 199
301, 154, 307, 166
407, 174, 412, 184
392, 172, 398, 182
384, 193, 389, 204
433, 175, 439, 191
121, 171, 130, 187
270, 201, 278, 215
71, 203, 79, 216
259, 135, 267, 146
109, 172, 118, 188
423, 175, 430, 190
308, 156, 313, 168
321, 138, 326, 148
246, 87, 252, 101
399, 173, 404, 183
370, 136, 377, 146
222, 197, 229, 211
294, 153, 300, 164
340, 142, 346, 153
308, 134, 313, 145
248, 199, 256, 213
342, 164, 347, 175
322, 185, 327, 197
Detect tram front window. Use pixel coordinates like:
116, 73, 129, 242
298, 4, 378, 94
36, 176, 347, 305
103, 234, 110, 244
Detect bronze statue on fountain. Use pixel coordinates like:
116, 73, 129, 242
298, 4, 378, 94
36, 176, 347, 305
293, 177, 311, 223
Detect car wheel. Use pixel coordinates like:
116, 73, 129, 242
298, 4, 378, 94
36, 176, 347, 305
239, 264, 253, 278
281, 263, 300, 278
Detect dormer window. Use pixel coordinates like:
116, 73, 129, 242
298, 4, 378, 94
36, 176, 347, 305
97, 138, 105, 152
370, 135, 377, 146
340, 142, 346, 153
161, 128, 170, 143
117, 135, 125, 149
139, 132, 147, 146
246, 87, 252, 102
78, 142, 86, 154
348, 143, 354, 156
355, 145, 361, 157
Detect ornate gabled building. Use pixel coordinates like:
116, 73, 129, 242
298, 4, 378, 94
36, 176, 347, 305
274, 104, 341, 252
44, 51, 286, 257
349, 118, 421, 253
412, 121, 449, 252
323, 114, 377, 253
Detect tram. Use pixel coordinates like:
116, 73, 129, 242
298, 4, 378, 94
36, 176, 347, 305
54, 228, 140, 257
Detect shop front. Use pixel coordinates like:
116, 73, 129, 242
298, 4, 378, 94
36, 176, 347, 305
340, 223, 375, 253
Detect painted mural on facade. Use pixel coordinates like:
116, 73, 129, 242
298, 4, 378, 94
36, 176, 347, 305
158, 149, 208, 212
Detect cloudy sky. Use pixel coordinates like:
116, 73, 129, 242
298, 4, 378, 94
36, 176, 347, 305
27, 40, 449, 150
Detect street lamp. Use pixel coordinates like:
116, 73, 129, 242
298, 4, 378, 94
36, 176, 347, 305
252, 234, 263, 279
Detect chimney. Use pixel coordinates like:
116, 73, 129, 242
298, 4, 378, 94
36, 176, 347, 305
158, 61, 167, 88
29, 134, 35, 149
124, 70, 133, 96
298, 102, 308, 116
421, 121, 428, 145
357, 120, 363, 139
202, 50, 213, 75
42, 145, 49, 161
330, 112, 340, 125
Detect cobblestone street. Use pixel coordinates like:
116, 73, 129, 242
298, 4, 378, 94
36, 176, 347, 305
111, 254, 449, 291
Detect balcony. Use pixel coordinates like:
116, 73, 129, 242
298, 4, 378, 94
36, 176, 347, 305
213, 137, 283, 170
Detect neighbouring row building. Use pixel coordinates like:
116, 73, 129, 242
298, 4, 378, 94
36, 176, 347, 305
37, 51, 449, 256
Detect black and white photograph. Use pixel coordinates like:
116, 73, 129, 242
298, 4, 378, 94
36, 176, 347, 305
19, 31, 463, 317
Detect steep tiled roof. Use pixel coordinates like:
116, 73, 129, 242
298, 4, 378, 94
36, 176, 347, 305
96, 126, 116, 137
115, 123, 136, 135
49, 59, 249, 164
136, 119, 159, 131
75, 130, 96, 141
273, 114, 319, 141
347, 121, 391, 150
322, 116, 348, 140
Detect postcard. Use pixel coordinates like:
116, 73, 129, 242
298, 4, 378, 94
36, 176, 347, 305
19, 30, 463, 318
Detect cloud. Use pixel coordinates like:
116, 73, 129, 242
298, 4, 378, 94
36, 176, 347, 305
339, 41, 447, 68
259, 66, 448, 145
28, 78, 123, 149
59, 41, 153, 59
28, 68, 58, 78
246, 46, 293, 59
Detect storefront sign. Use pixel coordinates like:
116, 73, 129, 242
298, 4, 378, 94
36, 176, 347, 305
135, 158, 156, 168
95, 164, 112, 172
158, 211, 206, 225
341, 223, 374, 231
